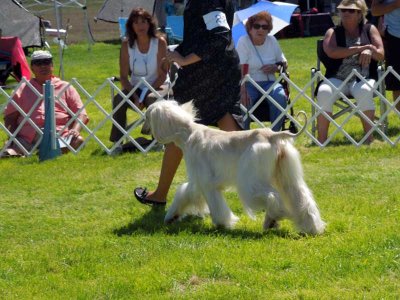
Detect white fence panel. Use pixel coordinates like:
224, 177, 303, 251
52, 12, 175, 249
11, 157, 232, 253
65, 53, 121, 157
1, 70, 399, 158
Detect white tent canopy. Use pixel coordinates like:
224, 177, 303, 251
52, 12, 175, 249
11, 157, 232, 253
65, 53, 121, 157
0, 0, 44, 48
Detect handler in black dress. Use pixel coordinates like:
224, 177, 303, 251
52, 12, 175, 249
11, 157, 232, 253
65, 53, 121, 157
134, 0, 243, 206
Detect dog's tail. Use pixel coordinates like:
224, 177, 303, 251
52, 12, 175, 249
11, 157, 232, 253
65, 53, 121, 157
273, 142, 326, 235
269, 111, 307, 142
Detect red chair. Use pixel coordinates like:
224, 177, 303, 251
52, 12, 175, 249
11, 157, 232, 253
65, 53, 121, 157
0, 36, 31, 85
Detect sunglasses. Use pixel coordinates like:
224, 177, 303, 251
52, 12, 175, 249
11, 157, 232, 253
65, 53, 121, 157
32, 58, 53, 66
340, 8, 358, 13
252, 23, 269, 30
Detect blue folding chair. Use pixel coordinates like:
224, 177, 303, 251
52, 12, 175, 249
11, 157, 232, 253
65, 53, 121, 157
118, 17, 128, 40
166, 15, 184, 44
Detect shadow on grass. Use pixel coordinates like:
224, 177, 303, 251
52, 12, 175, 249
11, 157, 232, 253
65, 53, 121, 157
306, 126, 400, 148
308, 130, 370, 147
91, 148, 109, 156
102, 39, 123, 45
113, 207, 296, 240
385, 126, 400, 137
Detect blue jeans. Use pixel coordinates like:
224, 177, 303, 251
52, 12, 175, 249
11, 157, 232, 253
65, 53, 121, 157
244, 81, 287, 131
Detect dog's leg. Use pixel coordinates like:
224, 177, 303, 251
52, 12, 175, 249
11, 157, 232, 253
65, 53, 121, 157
164, 182, 209, 224
263, 192, 289, 230
237, 143, 287, 230
202, 189, 239, 229
274, 143, 326, 235
237, 180, 284, 230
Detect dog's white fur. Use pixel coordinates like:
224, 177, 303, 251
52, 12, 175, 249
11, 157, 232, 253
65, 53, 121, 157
143, 100, 326, 235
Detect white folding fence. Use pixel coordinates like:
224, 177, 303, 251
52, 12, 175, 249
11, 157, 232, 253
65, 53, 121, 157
1, 68, 399, 157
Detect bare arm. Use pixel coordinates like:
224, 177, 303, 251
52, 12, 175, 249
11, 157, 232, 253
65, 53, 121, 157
119, 40, 133, 92
71, 114, 88, 132
240, 64, 250, 106
368, 25, 385, 62
119, 39, 140, 107
260, 64, 281, 74
166, 51, 201, 67
323, 28, 372, 59
68, 114, 88, 138
151, 37, 168, 89
371, 0, 400, 16
4, 112, 19, 133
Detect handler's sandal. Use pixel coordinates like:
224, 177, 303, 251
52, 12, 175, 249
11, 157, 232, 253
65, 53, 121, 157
134, 187, 166, 207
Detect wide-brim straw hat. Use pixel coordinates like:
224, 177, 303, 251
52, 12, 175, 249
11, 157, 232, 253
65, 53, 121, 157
337, 2, 361, 10
337, 0, 367, 18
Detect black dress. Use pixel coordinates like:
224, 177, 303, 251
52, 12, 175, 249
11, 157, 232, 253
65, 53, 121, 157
173, 0, 243, 127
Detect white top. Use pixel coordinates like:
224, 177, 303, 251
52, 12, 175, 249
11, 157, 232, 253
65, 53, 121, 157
236, 35, 286, 82
128, 37, 159, 87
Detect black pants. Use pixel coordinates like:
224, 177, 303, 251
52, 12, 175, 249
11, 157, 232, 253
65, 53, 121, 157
384, 30, 400, 91
109, 89, 139, 143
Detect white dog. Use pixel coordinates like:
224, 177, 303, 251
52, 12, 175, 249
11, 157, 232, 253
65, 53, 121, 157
142, 100, 326, 235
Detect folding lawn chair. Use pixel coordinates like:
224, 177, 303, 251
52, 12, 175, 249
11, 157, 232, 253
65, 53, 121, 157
166, 15, 183, 44
118, 17, 128, 40
310, 39, 388, 137
244, 62, 298, 133
0, 50, 20, 86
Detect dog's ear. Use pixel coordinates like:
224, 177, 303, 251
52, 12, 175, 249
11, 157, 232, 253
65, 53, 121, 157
147, 102, 182, 144
180, 100, 198, 120
141, 110, 151, 135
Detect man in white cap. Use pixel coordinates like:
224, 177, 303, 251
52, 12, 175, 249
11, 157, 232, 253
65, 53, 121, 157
1, 50, 89, 157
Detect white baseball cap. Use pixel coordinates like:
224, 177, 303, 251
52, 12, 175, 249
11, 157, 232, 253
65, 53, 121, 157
31, 50, 53, 61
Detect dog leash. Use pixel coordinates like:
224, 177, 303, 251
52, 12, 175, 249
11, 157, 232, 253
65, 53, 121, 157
161, 57, 176, 101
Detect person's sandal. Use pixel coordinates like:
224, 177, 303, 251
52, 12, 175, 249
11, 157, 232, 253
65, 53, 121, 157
134, 187, 166, 207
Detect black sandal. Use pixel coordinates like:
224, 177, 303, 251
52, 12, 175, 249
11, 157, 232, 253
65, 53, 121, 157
134, 187, 166, 207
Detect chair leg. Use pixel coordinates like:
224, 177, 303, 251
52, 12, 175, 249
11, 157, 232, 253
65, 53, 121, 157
394, 90, 400, 112
311, 104, 317, 137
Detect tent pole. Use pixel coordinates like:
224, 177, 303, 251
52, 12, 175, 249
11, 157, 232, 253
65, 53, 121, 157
54, 0, 64, 79
152, 0, 156, 16
70, 0, 94, 50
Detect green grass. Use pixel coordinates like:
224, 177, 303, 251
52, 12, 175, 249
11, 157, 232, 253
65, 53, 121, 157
1, 37, 400, 298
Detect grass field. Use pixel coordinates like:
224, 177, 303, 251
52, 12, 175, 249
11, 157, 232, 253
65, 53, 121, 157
1, 27, 400, 299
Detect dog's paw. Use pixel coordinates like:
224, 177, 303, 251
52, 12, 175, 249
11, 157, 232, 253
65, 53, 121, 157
164, 214, 180, 224
215, 213, 239, 229
263, 217, 280, 230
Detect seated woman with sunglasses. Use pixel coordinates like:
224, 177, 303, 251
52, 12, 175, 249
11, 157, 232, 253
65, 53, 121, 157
316, 0, 384, 144
236, 11, 288, 131
109, 8, 168, 148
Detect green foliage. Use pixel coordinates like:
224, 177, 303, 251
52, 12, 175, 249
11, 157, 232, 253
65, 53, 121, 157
1, 38, 399, 298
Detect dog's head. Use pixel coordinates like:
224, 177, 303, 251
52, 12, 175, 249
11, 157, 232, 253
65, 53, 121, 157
142, 100, 197, 144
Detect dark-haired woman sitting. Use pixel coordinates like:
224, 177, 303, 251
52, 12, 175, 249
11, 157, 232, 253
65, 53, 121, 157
109, 7, 168, 146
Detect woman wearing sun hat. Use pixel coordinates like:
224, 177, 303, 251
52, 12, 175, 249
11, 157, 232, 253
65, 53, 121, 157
316, 0, 384, 144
